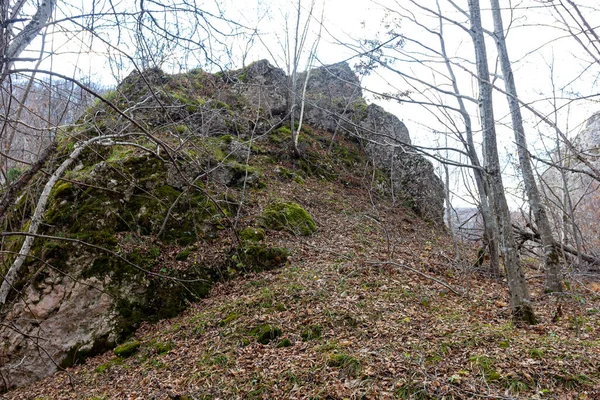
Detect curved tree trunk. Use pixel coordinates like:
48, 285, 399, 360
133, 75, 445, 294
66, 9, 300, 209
0, 135, 111, 306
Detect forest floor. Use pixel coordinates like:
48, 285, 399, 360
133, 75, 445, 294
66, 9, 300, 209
5, 160, 600, 400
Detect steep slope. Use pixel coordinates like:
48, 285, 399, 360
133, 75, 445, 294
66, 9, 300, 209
0, 61, 444, 389
5, 173, 600, 399
2, 62, 600, 400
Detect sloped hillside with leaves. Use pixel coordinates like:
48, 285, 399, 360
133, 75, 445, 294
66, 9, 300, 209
0, 62, 441, 391
3, 64, 600, 399
5, 159, 600, 399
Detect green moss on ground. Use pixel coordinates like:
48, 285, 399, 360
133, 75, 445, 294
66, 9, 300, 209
250, 324, 282, 345
114, 341, 142, 358
232, 245, 289, 272
327, 353, 361, 378
239, 227, 265, 243
260, 201, 316, 236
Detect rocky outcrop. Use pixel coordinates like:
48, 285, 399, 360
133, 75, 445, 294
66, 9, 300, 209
231, 59, 288, 120
297, 62, 443, 223
298, 62, 366, 132
359, 103, 443, 223
233, 60, 444, 223
0, 59, 444, 391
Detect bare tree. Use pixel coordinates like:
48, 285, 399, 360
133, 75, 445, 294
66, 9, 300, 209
468, 0, 535, 323
489, 0, 563, 293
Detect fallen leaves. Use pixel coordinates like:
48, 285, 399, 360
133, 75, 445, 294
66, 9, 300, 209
6, 174, 600, 399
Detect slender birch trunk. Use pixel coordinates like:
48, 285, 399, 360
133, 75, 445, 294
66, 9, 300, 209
468, 0, 536, 323
489, 0, 563, 293
0, 135, 112, 306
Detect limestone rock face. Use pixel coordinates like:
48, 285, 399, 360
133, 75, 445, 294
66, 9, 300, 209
296, 62, 441, 223
361, 103, 411, 146
298, 62, 365, 132
574, 112, 600, 154
0, 59, 445, 391
542, 111, 600, 250
237, 60, 443, 223
233, 59, 288, 119
1, 274, 116, 389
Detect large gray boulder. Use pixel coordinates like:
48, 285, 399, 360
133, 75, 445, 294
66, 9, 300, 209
298, 62, 366, 132
231, 59, 288, 119
298, 62, 443, 223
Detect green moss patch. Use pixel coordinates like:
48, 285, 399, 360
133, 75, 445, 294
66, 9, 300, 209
276, 338, 292, 348
239, 227, 265, 243
327, 353, 361, 378
250, 324, 282, 345
301, 325, 323, 341
260, 201, 316, 236
114, 341, 142, 358
232, 245, 289, 272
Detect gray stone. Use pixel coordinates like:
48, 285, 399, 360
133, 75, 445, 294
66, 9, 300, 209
0, 274, 116, 389
232, 60, 288, 119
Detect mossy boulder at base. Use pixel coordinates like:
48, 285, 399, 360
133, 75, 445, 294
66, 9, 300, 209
251, 324, 282, 345
239, 226, 265, 243
260, 201, 317, 236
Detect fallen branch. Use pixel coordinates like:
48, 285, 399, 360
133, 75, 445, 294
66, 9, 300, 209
0, 142, 57, 220
513, 224, 600, 266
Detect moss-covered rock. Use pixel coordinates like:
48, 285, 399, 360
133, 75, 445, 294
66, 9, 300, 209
260, 201, 316, 236
232, 244, 289, 272
239, 227, 265, 243
250, 324, 282, 345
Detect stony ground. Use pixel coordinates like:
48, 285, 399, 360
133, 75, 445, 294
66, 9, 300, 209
4, 166, 600, 400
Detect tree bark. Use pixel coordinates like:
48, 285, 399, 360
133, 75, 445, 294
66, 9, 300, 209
3, 0, 56, 72
436, 2, 500, 275
489, 0, 563, 293
468, 0, 536, 323
0, 141, 56, 220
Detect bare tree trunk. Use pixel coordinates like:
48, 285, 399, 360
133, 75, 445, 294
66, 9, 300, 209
435, 2, 500, 275
468, 0, 536, 323
2, 0, 56, 76
0, 141, 56, 220
489, 0, 563, 293
289, 0, 302, 158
